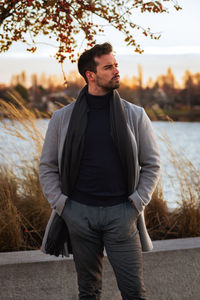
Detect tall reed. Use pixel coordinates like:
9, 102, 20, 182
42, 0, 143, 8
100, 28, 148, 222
158, 129, 200, 238
0, 89, 54, 251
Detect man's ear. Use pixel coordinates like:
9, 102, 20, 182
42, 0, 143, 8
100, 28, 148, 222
85, 70, 95, 82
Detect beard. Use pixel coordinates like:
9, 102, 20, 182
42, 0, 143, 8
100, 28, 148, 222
96, 76, 120, 93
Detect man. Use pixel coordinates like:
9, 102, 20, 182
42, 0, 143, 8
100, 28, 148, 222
39, 42, 161, 300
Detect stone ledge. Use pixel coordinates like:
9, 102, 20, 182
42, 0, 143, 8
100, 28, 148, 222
152, 236, 200, 252
1, 237, 199, 265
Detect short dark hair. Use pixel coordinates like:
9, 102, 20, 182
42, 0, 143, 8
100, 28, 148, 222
78, 42, 113, 83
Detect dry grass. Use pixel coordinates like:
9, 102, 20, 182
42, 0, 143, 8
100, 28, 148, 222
146, 129, 200, 240
0, 91, 199, 252
0, 90, 51, 251
0, 165, 24, 251
159, 130, 200, 238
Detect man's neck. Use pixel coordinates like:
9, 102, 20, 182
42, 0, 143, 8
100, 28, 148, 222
87, 85, 111, 96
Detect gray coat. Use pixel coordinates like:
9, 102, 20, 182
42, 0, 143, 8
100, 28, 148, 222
39, 96, 161, 257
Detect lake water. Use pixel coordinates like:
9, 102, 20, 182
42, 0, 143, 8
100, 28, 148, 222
0, 119, 199, 209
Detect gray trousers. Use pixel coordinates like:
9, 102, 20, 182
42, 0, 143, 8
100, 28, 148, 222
61, 198, 148, 300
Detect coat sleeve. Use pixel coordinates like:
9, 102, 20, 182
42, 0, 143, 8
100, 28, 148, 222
128, 107, 161, 214
39, 111, 67, 216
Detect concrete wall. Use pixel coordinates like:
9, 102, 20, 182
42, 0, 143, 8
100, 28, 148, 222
0, 237, 200, 300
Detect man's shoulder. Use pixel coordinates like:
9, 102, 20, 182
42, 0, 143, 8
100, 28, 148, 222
121, 98, 144, 117
53, 101, 76, 117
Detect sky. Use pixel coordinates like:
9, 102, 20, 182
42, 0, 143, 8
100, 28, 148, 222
0, 0, 200, 86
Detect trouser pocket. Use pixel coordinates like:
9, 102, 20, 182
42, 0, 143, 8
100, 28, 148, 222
61, 198, 71, 220
126, 200, 140, 222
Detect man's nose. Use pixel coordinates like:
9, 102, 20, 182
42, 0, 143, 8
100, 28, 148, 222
114, 67, 119, 75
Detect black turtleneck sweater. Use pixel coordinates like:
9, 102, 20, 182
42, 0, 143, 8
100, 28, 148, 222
70, 89, 128, 206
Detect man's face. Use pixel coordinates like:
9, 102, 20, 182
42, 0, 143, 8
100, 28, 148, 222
91, 52, 120, 92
